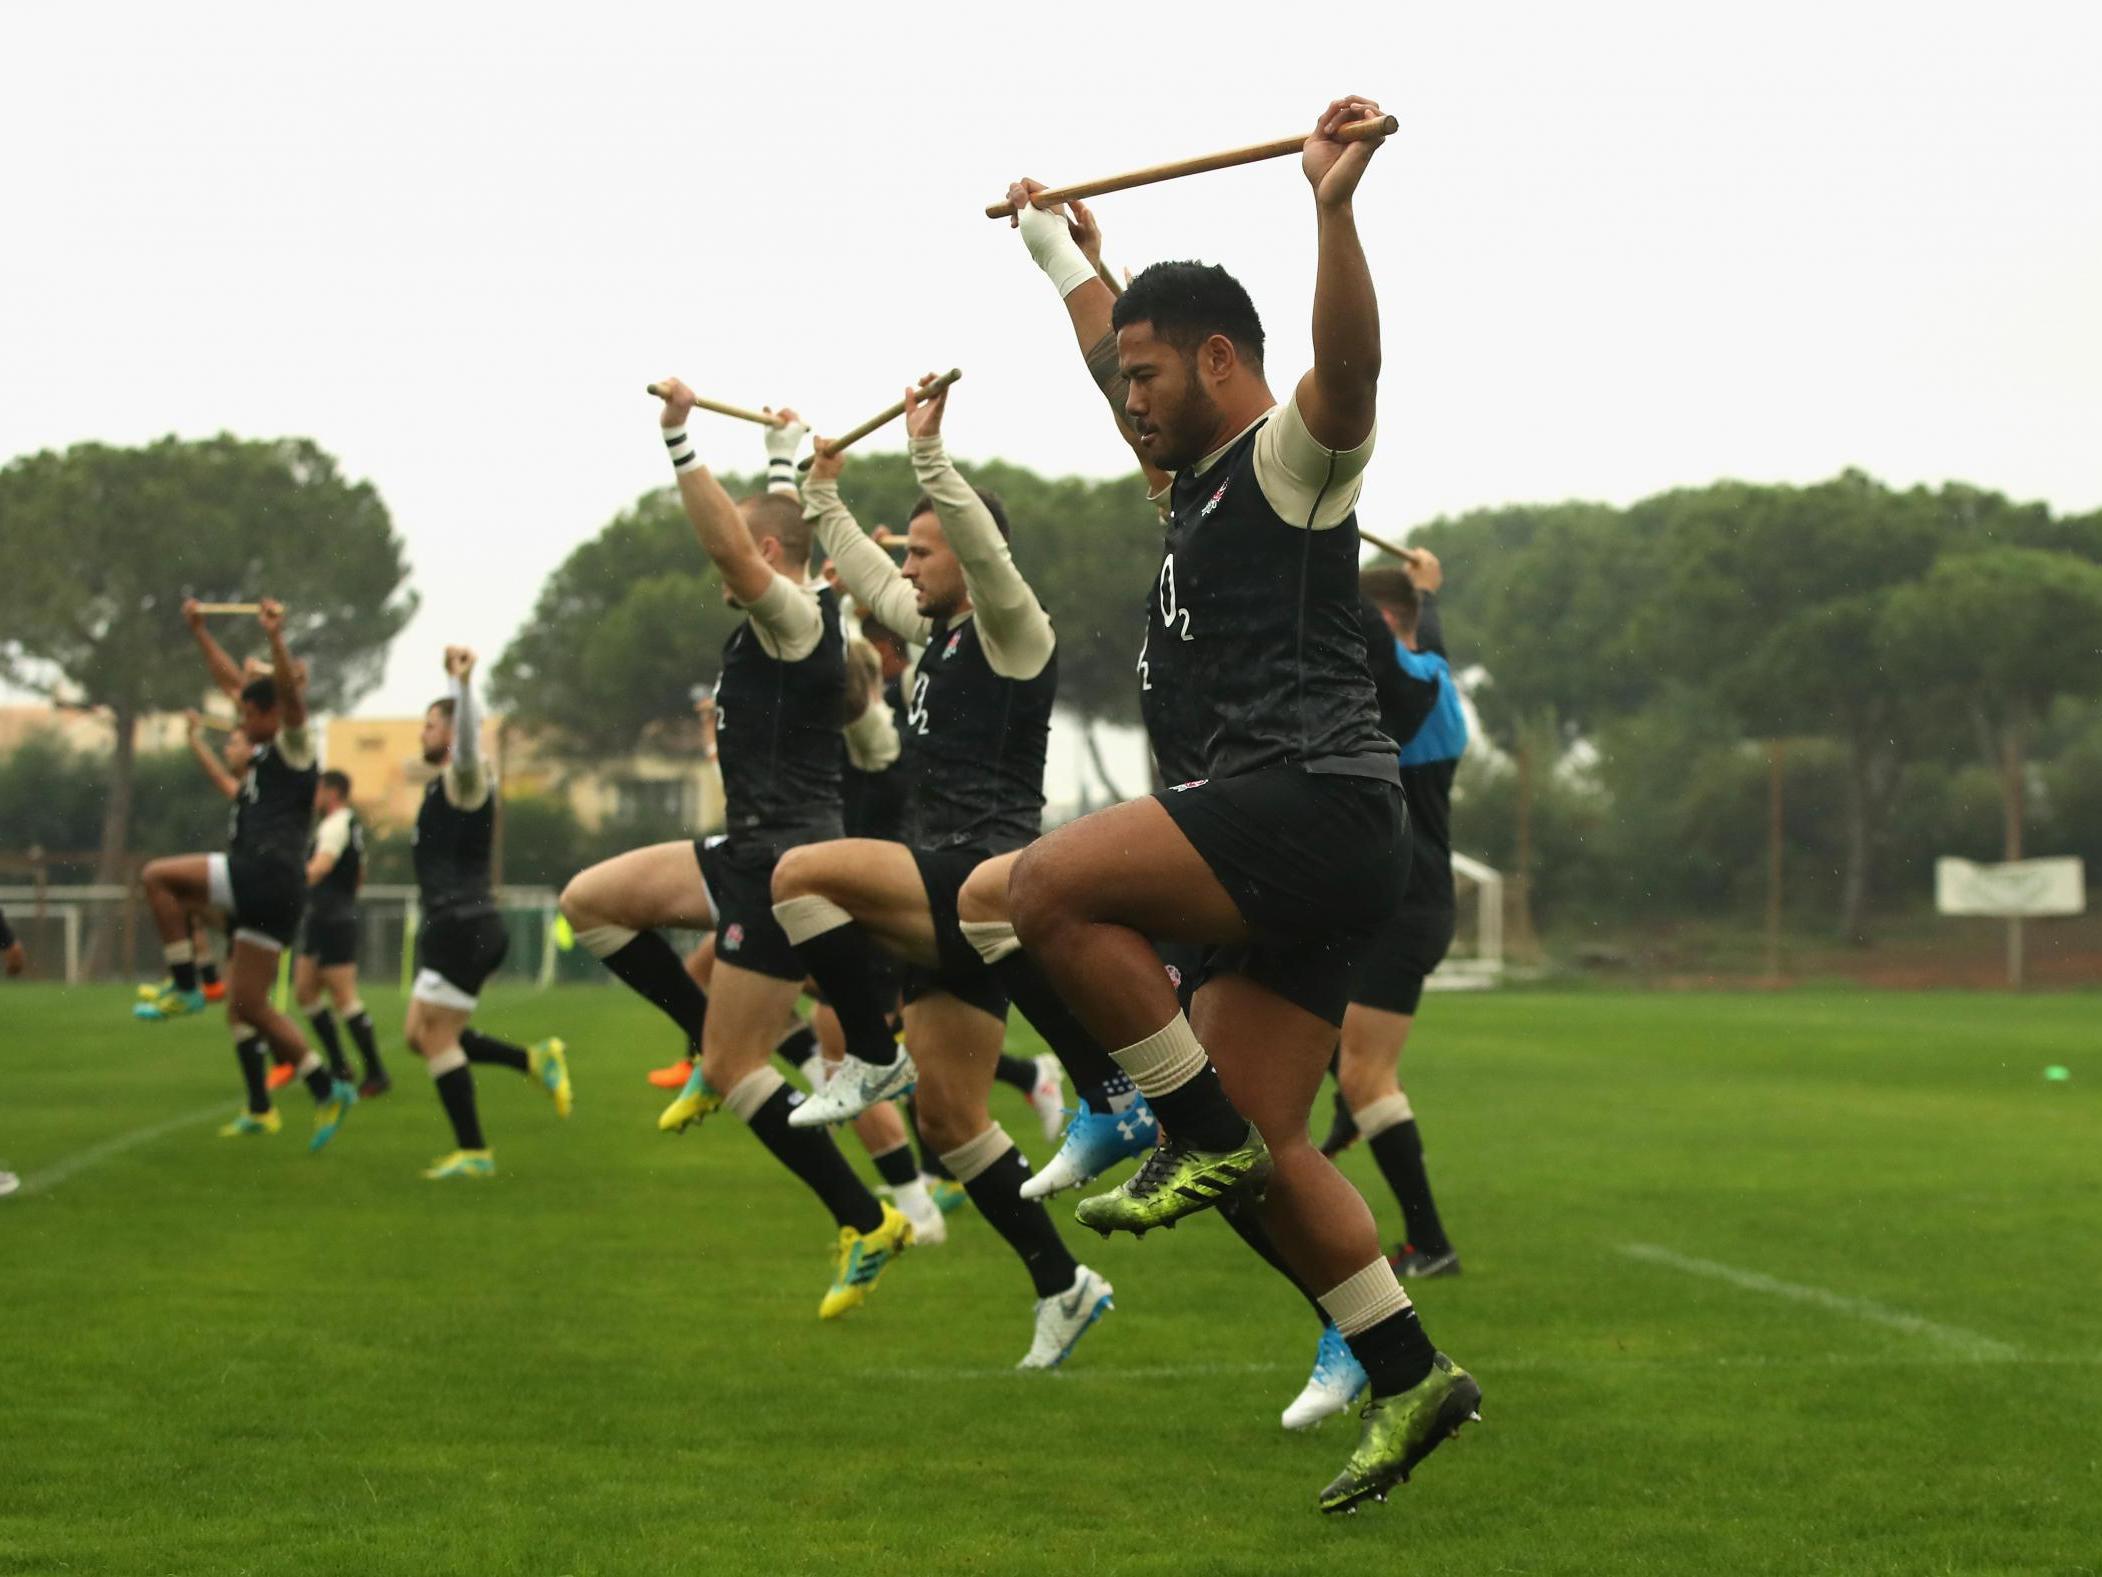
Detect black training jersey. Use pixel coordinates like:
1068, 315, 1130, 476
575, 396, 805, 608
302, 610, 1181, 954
716, 584, 848, 854
1400, 760, 1458, 911
413, 777, 495, 919
902, 614, 1055, 854
1139, 418, 1398, 784
843, 675, 911, 842
227, 736, 319, 869
307, 810, 365, 922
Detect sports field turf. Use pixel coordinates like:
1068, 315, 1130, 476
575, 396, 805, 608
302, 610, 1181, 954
2, 985, 2095, 1575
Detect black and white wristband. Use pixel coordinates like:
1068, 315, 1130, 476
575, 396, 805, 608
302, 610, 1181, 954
765, 455, 797, 493
663, 426, 699, 473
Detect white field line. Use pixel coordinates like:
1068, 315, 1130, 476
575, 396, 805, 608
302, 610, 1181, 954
1620, 1242, 2021, 1361
11, 1102, 228, 1199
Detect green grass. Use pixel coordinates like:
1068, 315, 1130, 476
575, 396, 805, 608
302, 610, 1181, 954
2, 985, 2097, 1576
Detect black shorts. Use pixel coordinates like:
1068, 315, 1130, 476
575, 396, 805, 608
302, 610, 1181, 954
696, 835, 804, 983
211, 853, 305, 951
1350, 906, 1457, 1016
414, 909, 509, 1009
1155, 767, 1407, 1027
1155, 939, 1207, 1015
298, 909, 359, 969
898, 847, 1010, 1022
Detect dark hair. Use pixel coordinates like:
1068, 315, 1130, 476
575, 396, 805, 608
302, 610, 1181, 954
861, 620, 909, 658
320, 769, 352, 798
1111, 261, 1265, 371
1358, 564, 1421, 635
240, 676, 277, 710
428, 697, 457, 721
739, 492, 814, 566
909, 487, 1010, 543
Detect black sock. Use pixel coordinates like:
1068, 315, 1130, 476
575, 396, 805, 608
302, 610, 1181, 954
1218, 1196, 1329, 1327
870, 1142, 919, 1191
433, 1063, 487, 1150
908, 1098, 952, 1180
171, 960, 199, 994
1346, 1306, 1437, 1397
1369, 1119, 1452, 1257
787, 923, 899, 1066
345, 1009, 385, 1082
235, 1035, 270, 1114
775, 1022, 819, 1070
199, 960, 221, 988
992, 953, 1124, 1089
957, 1146, 1079, 1298
1142, 1064, 1247, 1154
600, 932, 709, 1051
992, 1053, 1038, 1095
303, 1062, 335, 1102
461, 1028, 530, 1075
306, 1008, 352, 1081
743, 1084, 884, 1232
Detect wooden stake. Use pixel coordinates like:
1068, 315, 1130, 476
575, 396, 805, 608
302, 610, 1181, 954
798, 370, 963, 472
191, 603, 262, 615
644, 385, 787, 428
1356, 527, 1417, 562
986, 114, 1397, 219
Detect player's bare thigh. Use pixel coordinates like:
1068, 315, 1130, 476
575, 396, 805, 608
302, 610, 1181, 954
1336, 1002, 1412, 1109
900, 991, 1005, 1152
1009, 798, 1249, 945
771, 838, 941, 968
560, 841, 715, 932
955, 850, 1023, 927
697, 958, 805, 1092
406, 998, 473, 1058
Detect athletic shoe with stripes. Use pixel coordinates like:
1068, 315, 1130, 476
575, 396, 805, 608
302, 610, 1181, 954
1072, 1123, 1270, 1237
1317, 1352, 1482, 1515
1389, 1245, 1463, 1279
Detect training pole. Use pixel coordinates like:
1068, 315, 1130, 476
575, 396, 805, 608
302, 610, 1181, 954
985, 115, 1396, 219
644, 385, 787, 428
797, 370, 963, 472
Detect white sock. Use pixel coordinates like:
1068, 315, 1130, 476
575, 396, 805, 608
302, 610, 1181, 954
1111, 1013, 1207, 1098
939, 1124, 1014, 1184
772, 894, 853, 945
1319, 1259, 1413, 1337
891, 1177, 934, 1219
725, 1066, 786, 1122
1353, 1092, 1414, 1139
573, 924, 638, 959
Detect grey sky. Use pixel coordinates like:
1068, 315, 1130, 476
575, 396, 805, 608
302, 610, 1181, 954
5, 0, 2097, 718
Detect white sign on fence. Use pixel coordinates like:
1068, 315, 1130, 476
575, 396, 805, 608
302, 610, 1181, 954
1934, 857, 2086, 919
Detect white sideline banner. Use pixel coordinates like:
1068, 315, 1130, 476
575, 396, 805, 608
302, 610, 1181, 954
1935, 857, 2086, 918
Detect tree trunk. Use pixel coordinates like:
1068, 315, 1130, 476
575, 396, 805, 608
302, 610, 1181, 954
1838, 732, 1875, 947
1509, 731, 1541, 961
1765, 741, 1786, 982
86, 700, 140, 977
1081, 718, 1127, 805
2002, 711, 2025, 988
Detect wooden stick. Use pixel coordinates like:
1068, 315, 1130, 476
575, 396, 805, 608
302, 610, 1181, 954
192, 602, 261, 615
1356, 527, 1416, 561
985, 114, 1396, 219
797, 370, 963, 471
644, 385, 787, 428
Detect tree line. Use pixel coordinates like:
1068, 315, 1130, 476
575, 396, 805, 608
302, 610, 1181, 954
7, 434, 2097, 953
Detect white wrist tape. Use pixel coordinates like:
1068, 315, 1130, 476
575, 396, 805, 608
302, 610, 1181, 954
663, 425, 700, 473
1016, 202, 1098, 300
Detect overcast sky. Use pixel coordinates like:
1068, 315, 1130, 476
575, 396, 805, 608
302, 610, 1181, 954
4, 0, 2097, 718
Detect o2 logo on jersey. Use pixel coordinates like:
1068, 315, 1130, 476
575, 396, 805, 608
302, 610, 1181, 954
1156, 554, 1194, 643
907, 672, 931, 736
723, 923, 746, 952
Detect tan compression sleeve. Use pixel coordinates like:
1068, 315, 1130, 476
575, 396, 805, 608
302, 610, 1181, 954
909, 434, 1054, 681
800, 477, 929, 645
1253, 393, 1375, 530
744, 573, 826, 662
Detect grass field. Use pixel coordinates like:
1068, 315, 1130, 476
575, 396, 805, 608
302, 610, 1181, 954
2, 985, 2096, 1576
